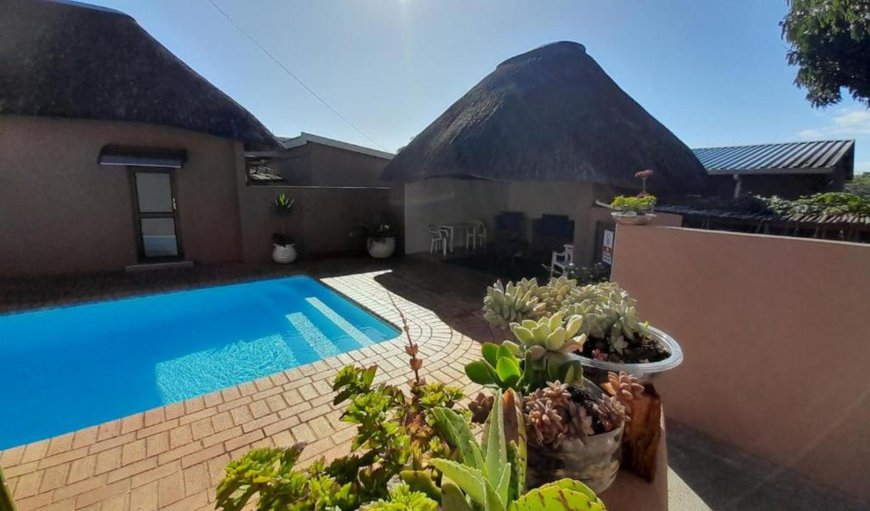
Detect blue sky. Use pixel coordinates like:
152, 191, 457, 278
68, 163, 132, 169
90, 0, 869, 174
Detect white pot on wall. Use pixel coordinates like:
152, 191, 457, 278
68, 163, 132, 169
367, 236, 396, 258
272, 243, 297, 264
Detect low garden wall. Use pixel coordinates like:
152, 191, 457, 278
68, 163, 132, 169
610, 225, 870, 501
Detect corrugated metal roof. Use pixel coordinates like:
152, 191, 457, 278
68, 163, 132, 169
692, 140, 854, 175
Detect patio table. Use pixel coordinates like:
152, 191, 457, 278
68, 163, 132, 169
439, 222, 475, 254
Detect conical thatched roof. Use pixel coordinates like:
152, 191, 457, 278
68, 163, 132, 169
384, 42, 708, 193
0, 0, 277, 148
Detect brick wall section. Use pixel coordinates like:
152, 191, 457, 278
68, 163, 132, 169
0, 271, 482, 511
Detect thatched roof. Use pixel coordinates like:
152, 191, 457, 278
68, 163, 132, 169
0, 0, 278, 148
384, 42, 708, 193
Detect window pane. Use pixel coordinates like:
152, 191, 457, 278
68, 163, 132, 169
141, 218, 178, 257
135, 173, 173, 213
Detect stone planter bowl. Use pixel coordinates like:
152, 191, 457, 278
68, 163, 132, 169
577, 325, 683, 384
611, 211, 655, 225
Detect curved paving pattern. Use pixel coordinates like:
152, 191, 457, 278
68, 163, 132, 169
0, 270, 482, 511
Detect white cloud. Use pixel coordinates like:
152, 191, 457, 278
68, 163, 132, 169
798, 108, 870, 140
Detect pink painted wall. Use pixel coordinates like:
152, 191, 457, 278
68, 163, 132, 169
611, 226, 870, 501
0, 115, 244, 277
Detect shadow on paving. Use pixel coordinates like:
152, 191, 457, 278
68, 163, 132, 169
373, 255, 501, 342
666, 420, 867, 511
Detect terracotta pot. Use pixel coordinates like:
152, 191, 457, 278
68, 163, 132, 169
367, 236, 396, 258
272, 243, 297, 264
526, 424, 624, 494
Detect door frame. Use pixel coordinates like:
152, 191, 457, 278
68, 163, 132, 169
128, 167, 184, 262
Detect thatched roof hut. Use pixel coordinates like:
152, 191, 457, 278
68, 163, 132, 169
0, 0, 277, 148
384, 42, 708, 194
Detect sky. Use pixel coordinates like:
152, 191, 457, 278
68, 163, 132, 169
89, 0, 869, 174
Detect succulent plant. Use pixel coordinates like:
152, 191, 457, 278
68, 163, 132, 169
606, 371, 644, 414
523, 381, 629, 451
468, 392, 495, 424
432, 390, 606, 511
482, 279, 546, 328
537, 276, 578, 311
523, 382, 594, 448
563, 282, 649, 354
593, 396, 628, 433
510, 313, 586, 387
464, 342, 525, 391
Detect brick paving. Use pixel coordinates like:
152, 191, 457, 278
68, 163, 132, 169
0, 266, 486, 511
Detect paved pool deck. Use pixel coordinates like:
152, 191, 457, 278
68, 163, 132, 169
0, 262, 490, 511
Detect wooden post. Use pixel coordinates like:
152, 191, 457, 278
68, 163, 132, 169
619, 384, 663, 482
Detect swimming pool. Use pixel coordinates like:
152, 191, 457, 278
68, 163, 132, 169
0, 276, 399, 449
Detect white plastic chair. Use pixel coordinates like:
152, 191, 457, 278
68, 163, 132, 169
428, 224, 448, 256
549, 244, 574, 278
465, 221, 487, 251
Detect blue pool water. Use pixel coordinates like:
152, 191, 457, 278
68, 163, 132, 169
0, 276, 398, 449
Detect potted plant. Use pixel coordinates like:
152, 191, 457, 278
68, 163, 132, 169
609, 169, 657, 225
351, 213, 396, 259
565, 282, 683, 383
609, 194, 657, 225
464, 312, 632, 493
481, 277, 683, 383
272, 192, 297, 264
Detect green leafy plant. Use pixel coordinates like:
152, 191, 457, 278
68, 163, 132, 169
272, 192, 296, 246
782, 0, 870, 107
217, 294, 465, 511
564, 263, 611, 286
360, 483, 438, 511
351, 212, 396, 243
761, 192, 870, 217
609, 195, 656, 214
466, 312, 586, 393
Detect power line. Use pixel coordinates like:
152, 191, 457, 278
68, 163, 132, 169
206, 0, 388, 151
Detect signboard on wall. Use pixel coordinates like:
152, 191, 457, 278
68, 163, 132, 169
602, 229, 615, 265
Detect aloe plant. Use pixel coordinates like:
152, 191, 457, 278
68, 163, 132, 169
0, 468, 15, 511
431, 390, 606, 511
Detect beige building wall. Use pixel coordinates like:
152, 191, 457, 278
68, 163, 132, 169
403, 178, 673, 265
611, 225, 870, 501
0, 115, 244, 277
403, 178, 510, 254
274, 142, 391, 188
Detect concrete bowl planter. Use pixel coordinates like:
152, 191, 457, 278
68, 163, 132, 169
367, 236, 396, 258
611, 211, 655, 225
577, 325, 683, 384
272, 243, 297, 264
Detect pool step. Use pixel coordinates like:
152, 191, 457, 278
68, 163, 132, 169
285, 312, 342, 360
305, 297, 374, 347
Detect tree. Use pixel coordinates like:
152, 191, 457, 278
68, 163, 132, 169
845, 172, 870, 198
781, 0, 870, 107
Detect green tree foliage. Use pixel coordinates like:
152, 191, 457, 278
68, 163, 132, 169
781, 0, 870, 107
845, 172, 870, 198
